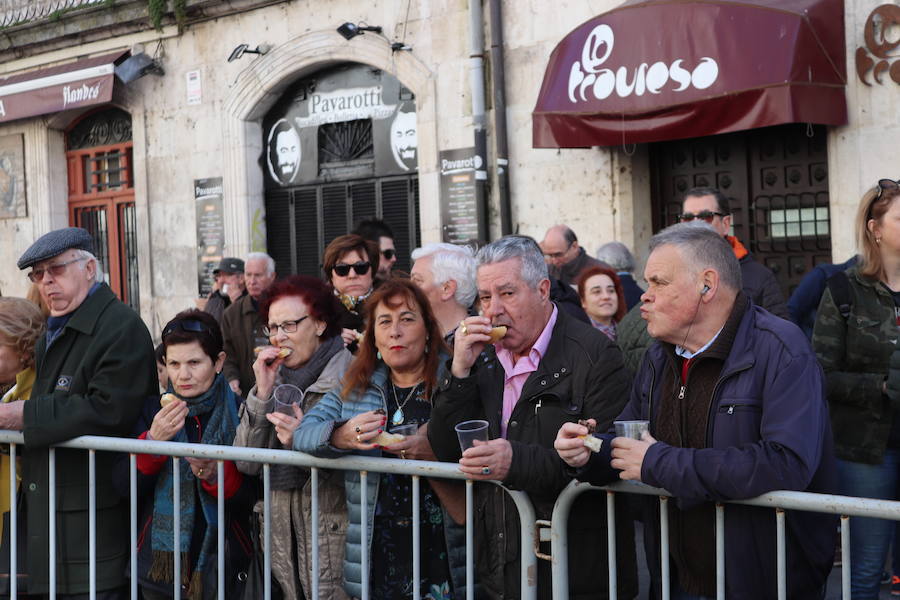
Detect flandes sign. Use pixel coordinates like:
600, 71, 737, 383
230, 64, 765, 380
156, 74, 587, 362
533, 0, 847, 148
0, 60, 117, 124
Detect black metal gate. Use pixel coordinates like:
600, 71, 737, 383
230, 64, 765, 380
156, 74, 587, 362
650, 124, 832, 296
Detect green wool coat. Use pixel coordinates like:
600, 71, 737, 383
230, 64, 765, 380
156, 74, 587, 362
23, 284, 156, 594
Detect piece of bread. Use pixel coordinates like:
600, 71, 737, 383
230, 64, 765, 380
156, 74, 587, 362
276, 347, 292, 359
160, 393, 178, 408
487, 325, 507, 343
372, 431, 406, 446
580, 435, 603, 452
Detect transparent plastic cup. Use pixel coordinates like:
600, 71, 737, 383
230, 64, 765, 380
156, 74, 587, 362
614, 420, 650, 440
272, 384, 304, 416
455, 419, 489, 452
391, 423, 419, 437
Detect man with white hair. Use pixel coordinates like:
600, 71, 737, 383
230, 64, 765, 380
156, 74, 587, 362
555, 222, 837, 600
410, 243, 476, 341
428, 235, 635, 599
7, 227, 156, 598
596, 241, 644, 310
222, 252, 276, 397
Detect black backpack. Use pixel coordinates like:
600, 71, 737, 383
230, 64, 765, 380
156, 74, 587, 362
826, 271, 854, 320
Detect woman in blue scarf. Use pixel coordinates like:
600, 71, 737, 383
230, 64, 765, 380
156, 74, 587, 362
134, 309, 253, 600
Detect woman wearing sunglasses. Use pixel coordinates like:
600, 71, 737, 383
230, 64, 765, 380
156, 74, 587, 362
132, 310, 253, 600
813, 178, 900, 599
295, 279, 465, 599
322, 234, 380, 351
233, 275, 353, 600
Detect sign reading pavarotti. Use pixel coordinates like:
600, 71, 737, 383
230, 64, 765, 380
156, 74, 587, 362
194, 177, 225, 297
440, 147, 487, 246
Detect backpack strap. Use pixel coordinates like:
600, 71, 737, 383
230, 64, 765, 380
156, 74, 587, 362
826, 271, 853, 320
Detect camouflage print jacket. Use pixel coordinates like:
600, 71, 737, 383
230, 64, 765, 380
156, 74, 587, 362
812, 267, 899, 464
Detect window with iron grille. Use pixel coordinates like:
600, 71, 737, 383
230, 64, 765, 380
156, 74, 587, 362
65, 108, 140, 311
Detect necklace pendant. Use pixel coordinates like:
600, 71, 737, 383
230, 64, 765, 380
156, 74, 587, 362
391, 407, 404, 425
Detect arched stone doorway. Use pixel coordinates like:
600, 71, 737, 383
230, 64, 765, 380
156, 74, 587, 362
262, 63, 420, 276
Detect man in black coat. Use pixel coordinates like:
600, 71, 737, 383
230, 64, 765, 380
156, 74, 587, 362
428, 235, 636, 600
5, 227, 156, 598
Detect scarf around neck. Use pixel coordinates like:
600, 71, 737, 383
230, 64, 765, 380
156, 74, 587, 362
335, 287, 372, 313
277, 334, 343, 394
148, 373, 239, 599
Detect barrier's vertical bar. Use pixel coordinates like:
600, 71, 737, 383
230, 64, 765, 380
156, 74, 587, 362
606, 490, 617, 598
49, 447, 56, 600
173, 457, 181, 600
412, 475, 421, 600
776, 508, 786, 600
716, 503, 725, 600
309, 467, 317, 600
88, 449, 96, 600
465, 480, 474, 600
9, 443, 16, 600
217, 460, 225, 600
129, 454, 138, 600
841, 515, 850, 600
263, 464, 272, 600
361, 470, 368, 600
660, 496, 669, 600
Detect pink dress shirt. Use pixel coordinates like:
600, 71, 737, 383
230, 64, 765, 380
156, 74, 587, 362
495, 305, 558, 438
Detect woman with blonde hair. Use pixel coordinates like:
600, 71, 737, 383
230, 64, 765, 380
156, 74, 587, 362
0, 297, 46, 544
813, 179, 900, 598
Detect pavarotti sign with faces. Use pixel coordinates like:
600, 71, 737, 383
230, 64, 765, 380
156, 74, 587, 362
262, 65, 416, 187
532, 1, 847, 147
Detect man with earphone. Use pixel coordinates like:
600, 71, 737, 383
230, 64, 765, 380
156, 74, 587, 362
555, 222, 837, 600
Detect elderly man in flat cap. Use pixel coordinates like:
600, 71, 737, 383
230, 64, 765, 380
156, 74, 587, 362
202, 256, 246, 324
2, 227, 156, 599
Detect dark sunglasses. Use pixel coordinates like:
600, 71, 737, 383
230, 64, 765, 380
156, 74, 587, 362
875, 179, 900, 200
679, 210, 727, 223
381, 249, 396, 260
162, 319, 212, 339
332, 261, 371, 277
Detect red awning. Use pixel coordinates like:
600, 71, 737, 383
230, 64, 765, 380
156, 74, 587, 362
532, 0, 847, 148
0, 51, 127, 124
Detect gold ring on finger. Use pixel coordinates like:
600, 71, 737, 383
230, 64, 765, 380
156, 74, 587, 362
459, 321, 467, 335
356, 434, 361, 442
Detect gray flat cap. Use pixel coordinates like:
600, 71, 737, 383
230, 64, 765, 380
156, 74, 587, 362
17, 227, 94, 270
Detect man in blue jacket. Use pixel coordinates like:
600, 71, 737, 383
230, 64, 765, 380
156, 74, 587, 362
555, 222, 837, 600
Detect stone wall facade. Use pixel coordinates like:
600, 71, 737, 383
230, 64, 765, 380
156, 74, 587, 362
0, 0, 891, 333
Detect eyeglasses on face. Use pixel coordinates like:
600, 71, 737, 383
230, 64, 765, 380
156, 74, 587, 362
381, 249, 396, 260
332, 261, 371, 277
27, 256, 88, 283
162, 319, 212, 340
263, 316, 309, 337
678, 210, 727, 223
542, 243, 573, 260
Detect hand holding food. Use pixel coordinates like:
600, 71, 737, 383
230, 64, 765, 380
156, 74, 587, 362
577, 419, 603, 452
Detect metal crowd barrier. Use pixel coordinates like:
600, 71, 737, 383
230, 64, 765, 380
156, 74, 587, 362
0, 430, 537, 600
549, 478, 900, 600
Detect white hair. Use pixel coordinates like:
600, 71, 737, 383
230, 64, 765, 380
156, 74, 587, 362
649, 222, 742, 291
74, 249, 103, 283
476, 235, 548, 290
411, 243, 477, 307
596, 241, 635, 273
246, 252, 275, 274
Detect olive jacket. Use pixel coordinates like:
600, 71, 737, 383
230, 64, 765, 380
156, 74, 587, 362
221, 294, 263, 397
233, 348, 353, 600
23, 284, 156, 594
812, 267, 898, 464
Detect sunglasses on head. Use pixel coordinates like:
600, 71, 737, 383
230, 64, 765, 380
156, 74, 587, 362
875, 179, 900, 200
679, 210, 727, 223
332, 261, 371, 277
381, 249, 396, 260
162, 319, 211, 340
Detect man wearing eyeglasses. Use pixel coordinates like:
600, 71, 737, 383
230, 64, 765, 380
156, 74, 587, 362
539, 225, 609, 288
221, 252, 277, 398
9, 227, 156, 599
680, 187, 789, 319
